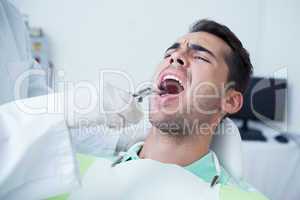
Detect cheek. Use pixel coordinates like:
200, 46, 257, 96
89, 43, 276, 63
186, 81, 223, 115
189, 63, 228, 94
191, 65, 216, 83
191, 62, 228, 85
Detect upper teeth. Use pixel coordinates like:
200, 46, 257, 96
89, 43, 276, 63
163, 75, 183, 85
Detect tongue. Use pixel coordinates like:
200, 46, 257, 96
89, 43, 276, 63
160, 79, 183, 94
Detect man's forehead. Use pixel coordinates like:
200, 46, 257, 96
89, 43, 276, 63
176, 32, 231, 56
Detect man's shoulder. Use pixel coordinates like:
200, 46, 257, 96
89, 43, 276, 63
220, 184, 268, 200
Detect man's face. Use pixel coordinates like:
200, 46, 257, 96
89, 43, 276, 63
149, 31, 232, 134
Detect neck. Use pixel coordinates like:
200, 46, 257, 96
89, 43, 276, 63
139, 124, 214, 166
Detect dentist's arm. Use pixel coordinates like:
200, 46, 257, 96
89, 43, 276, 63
0, 86, 144, 199
0, 94, 77, 199
66, 82, 146, 156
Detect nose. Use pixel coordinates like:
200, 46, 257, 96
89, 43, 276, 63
169, 51, 188, 68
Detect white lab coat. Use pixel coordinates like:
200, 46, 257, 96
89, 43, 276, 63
0, 4, 72, 197
0, 94, 77, 199
0, 0, 49, 105
0, 93, 145, 199
0, 0, 138, 179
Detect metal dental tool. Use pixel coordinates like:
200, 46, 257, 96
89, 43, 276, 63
132, 87, 154, 103
132, 87, 166, 103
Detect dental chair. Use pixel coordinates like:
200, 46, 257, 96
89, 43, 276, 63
211, 117, 243, 182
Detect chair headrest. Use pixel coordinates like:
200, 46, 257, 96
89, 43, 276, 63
211, 118, 243, 181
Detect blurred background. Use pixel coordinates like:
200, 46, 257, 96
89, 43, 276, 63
9, 0, 300, 199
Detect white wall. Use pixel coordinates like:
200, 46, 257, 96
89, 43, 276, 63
256, 0, 300, 132
15, 0, 300, 132
15, 0, 263, 81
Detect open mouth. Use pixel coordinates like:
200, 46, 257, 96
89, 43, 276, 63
158, 75, 185, 96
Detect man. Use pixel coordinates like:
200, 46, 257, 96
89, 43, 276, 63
142, 18, 267, 198
141, 19, 249, 168
68, 19, 268, 200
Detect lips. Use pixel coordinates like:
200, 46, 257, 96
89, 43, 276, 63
157, 71, 187, 96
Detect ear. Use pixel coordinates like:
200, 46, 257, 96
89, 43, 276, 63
221, 89, 243, 115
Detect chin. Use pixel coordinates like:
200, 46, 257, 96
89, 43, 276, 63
149, 110, 169, 125
149, 114, 186, 135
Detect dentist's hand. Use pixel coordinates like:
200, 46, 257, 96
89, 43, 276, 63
65, 82, 144, 129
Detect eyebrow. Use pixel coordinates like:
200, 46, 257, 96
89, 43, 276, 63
188, 43, 216, 58
165, 43, 180, 52
165, 42, 216, 59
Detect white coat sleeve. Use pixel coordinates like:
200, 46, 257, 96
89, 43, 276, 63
70, 119, 150, 157
0, 94, 80, 200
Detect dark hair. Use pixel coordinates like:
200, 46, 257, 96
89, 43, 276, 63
189, 19, 253, 94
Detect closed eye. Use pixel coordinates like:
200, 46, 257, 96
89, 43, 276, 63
194, 56, 210, 63
164, 54, 171, 59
